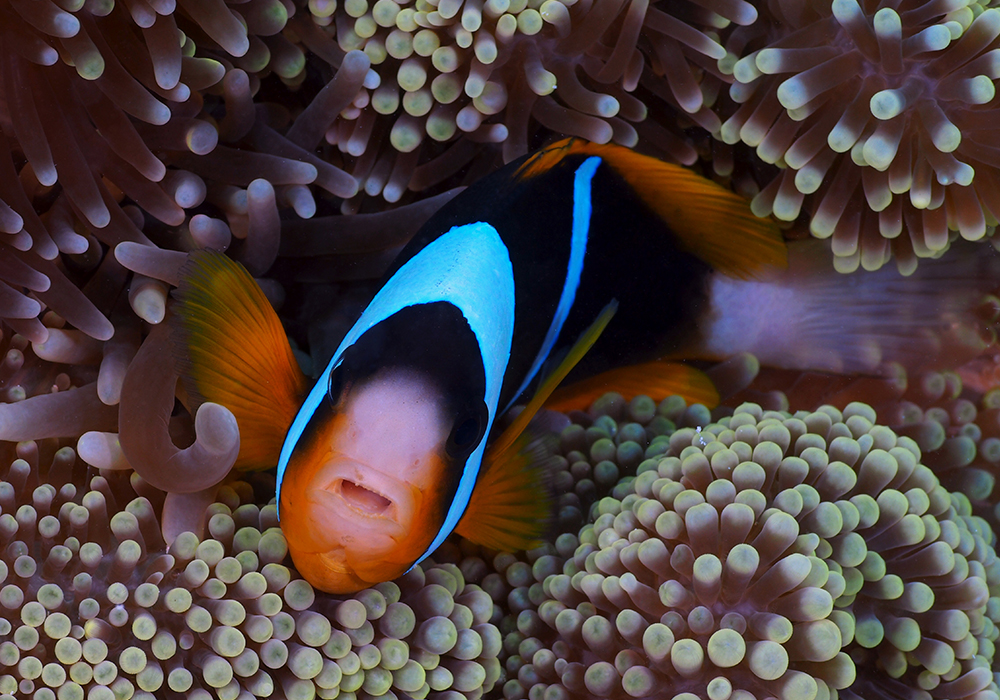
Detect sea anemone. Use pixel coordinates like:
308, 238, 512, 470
0, 0, 285, 251
508, 401, 1000, 700
735, 362, 1000, 530
719, 0, 1000, 272
544, 392, 714, 536
731, 362, 912, 421
0, 448, 503, 700
875, 370, 1000, 536
0, 0, 369, 347
292, 0, 761, 202
0, 322, 118, 448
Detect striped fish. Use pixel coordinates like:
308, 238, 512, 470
172, 139, 786, 592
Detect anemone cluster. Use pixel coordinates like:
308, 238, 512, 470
877, 369, 1000, 533
298, 0, 760, 183
718, 0, 1000, 272
740, 362, 1000, 532
4, 374, 1000, 700
1, 0, 993, 303
2, 1, 1000, 504
541, 393, 713, 535
3, 0, 1000, 698
0, 447, 503, 700
506, 402, 1000, 700
0, 0, 369, 360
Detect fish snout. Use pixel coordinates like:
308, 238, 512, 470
301, 457, 415, 545
280, 456, 429, 593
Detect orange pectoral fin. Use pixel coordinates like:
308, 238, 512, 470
172, 250, 308, 471
457, 302, 618, 552
455, 431, 559, 552
545, 361, 720, 413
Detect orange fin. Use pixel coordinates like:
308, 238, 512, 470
493, 301, 617, 458
545, 360, 720, 413
456, 301, 617, 551
454, 431, 560, 552
171, 250, 308, 471
517, 138, 786, 280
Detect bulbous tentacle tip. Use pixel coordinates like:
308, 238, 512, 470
706, 352, 761, 399
194, 401, 241, 459
120, 324, 240, 494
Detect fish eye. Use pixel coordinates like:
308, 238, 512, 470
328, 362, 348, 405
446, 400, 488, 459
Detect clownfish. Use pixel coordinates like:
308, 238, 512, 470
172, 138, 997, 593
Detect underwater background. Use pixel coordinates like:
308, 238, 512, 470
1, 1, 1000, 699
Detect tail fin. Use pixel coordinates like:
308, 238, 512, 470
694, 240, 999, 376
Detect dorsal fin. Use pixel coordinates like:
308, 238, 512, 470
455, 301, 617, 551
544, 360, 720, 413
516, 138, 787, 280
172, 250, 308, 471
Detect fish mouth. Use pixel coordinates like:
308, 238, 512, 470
300, 457, 413, 541
303, 482, 406, 544
336, 479, 393, 515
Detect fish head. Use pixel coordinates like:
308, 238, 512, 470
278, 364, 488, 593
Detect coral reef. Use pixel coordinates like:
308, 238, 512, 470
506, 402, 1000, 700
0, 449, 503, 700
719, 1, 1000, 272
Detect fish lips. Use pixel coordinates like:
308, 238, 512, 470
299, 456, 415, 551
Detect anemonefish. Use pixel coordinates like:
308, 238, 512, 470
172, 138, 997, 593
